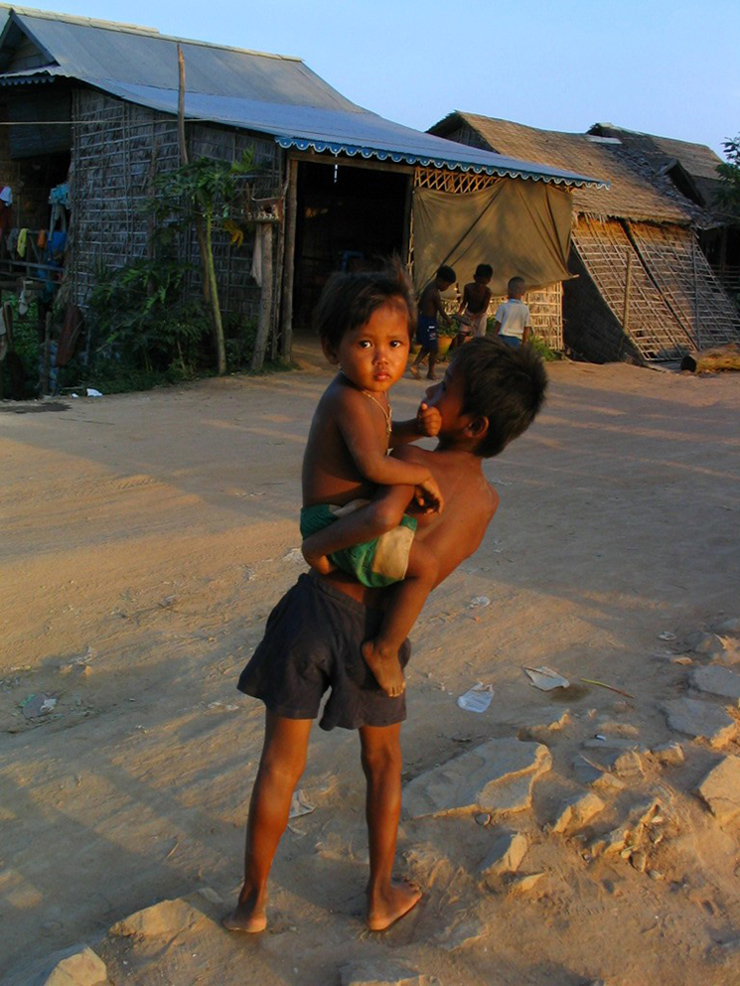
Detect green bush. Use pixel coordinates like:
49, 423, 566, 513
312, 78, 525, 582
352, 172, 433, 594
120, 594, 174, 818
528, 335, 564, 361
1, 295, 41, 398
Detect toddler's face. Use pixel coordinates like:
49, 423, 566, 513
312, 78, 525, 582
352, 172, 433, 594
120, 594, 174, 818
334, 301, 411, 394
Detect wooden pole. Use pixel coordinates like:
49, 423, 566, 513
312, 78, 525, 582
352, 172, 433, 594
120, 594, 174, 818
622, 250, 632, 333
177, 46, 188, 166
41, 311, 52, 396
251, 223, 274, 371
279, 158, 298, 361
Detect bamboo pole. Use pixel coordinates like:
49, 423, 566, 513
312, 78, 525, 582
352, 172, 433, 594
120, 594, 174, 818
279, 158, 298, 361
251, 223, 274, 371
692, 237, 701, 352
622, 250, 632, 333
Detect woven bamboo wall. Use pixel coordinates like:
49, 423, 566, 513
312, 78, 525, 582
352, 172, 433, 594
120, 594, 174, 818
70, 89, 279, 318
626, 223, 740, 350
572, 217, 692, 360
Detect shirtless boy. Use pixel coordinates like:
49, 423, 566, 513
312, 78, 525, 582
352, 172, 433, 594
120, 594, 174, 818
455, 263, 493, 345
224, 337, 547, 935
410, 264, 456, 381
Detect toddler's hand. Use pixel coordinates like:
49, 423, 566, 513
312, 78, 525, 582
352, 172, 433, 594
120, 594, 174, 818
302, 543, 337, 576
414, 476, 444, 514
416, 401, 442, 437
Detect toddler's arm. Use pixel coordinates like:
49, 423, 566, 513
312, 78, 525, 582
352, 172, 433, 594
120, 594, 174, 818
339, 391, 443, 511
302, 484, 414, 574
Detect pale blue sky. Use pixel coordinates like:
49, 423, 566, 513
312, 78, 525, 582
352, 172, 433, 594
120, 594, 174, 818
15, 0, 740, 157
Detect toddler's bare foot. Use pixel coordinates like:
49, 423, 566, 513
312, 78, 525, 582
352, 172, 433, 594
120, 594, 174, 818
222, 890, 267, 933
367, 878, 422, 932
361, 640, 405, 697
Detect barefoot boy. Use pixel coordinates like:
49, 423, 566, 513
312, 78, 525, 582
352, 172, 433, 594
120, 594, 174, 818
225, 337, 547, 934
410, 265, 456, 381
455, 263, 493, 345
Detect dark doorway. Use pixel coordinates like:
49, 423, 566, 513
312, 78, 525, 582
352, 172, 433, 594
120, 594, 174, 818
293, 160, 409, 329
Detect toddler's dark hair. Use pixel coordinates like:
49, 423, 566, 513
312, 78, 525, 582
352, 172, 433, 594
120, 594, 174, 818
475, 264, 493, 279
314, 262, 416, 351
450, 337, 547, 457
436, 265, 456, 284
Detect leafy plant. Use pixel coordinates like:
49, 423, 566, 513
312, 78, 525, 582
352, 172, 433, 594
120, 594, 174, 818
87, 257, 207, 377
150, 149, 259, 375
717, 135, 740, 219
528, 335, 563, 361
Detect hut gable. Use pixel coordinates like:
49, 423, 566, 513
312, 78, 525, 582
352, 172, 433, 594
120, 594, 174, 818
588, 123, 729, 219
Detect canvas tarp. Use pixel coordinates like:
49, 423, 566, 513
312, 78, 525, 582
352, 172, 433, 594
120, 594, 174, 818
412, 180, 574, 294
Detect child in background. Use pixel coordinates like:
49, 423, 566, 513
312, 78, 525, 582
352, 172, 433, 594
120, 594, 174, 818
493, 276, 532, 348
300, 266, 443, 697
410, 265, 456, 381
455, 263, 492, 346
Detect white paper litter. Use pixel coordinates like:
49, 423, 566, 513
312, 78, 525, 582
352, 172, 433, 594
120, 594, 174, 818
468, 596, 491, 609
457, 682, 494, 713
289, 789, 315, 818
523, 666, 570, 691
86, 388, 103, 397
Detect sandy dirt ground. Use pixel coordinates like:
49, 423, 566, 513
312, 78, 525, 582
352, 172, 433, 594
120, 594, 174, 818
1, 339, 740, 986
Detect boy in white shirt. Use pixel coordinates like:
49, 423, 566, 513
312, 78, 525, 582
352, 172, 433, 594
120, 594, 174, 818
493, 276, 532, 348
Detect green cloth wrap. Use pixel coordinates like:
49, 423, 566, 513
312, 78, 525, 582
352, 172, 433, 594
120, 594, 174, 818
300, 502, 417, 588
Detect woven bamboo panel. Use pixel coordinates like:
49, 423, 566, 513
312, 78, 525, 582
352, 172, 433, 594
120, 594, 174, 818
70, 89, 276, 319
572, 217, 691, 360
627, 223, 740, 350
414, 166, 500, 194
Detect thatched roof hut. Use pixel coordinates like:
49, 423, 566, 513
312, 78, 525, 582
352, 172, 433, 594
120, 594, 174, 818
430, 112, 740, 363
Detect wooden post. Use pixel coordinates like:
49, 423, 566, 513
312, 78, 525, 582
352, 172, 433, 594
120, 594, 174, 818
41, 310, 52, 396
251, 223, 274, 371
280, 158, 298, 361
622, 250, 632, 333
401, 174, 412, 270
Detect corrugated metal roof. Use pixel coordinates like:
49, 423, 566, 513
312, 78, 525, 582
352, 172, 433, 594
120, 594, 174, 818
0, 7, 605, 187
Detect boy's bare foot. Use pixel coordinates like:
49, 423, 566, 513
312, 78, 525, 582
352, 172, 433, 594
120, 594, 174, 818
367, 878, 422, 932
409, 365, 421, 379
426, 372, 437, 381
361, 640, 405, 697
222, 890, 267, 933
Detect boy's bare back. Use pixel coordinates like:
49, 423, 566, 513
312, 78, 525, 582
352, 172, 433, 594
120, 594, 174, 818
463, 281, 491, 316
323, 441, 498, 604
419, 283, 443, 319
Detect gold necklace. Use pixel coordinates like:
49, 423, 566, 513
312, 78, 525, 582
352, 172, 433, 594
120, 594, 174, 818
362, 391, 392, 449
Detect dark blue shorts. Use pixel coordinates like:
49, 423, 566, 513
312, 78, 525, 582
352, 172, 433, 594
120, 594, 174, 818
237, 572, 410, 731
416, 315, 438, 352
